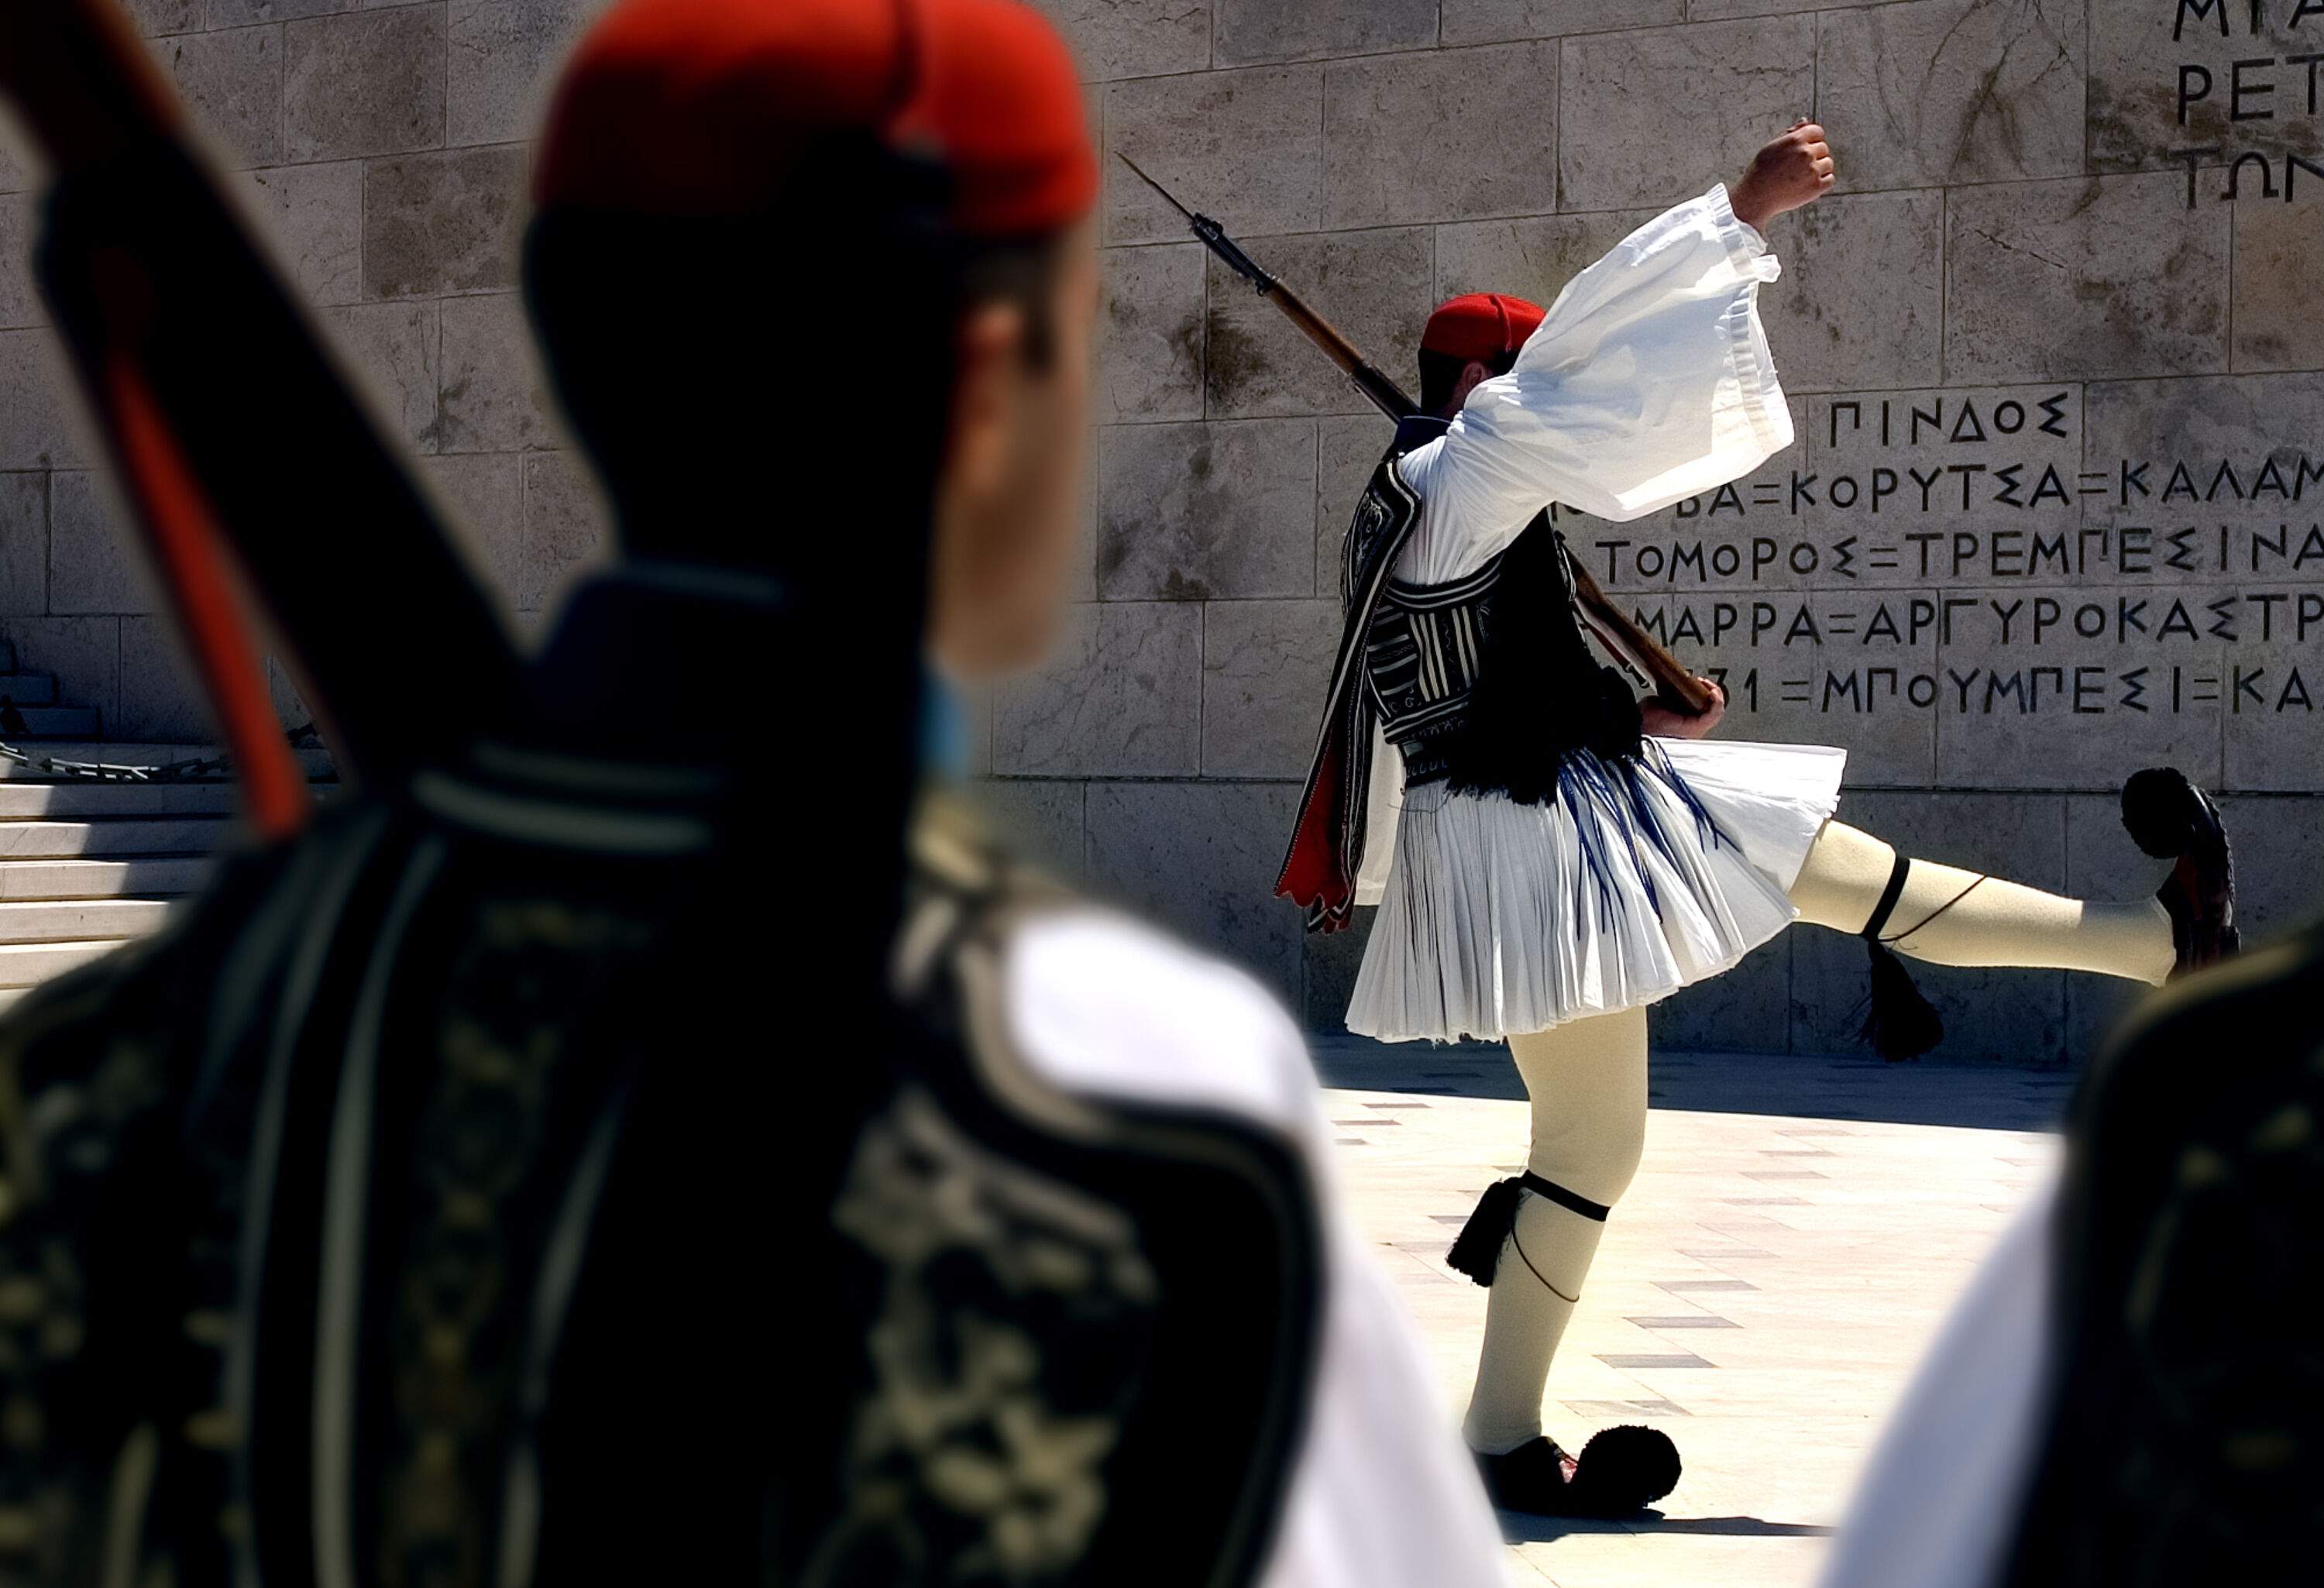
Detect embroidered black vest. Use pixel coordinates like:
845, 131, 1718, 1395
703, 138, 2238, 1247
1277, 417, 1448, 930
1366, 516, 1645, 795
0, 607, 1325, 1588
1279, 418, 1656, 931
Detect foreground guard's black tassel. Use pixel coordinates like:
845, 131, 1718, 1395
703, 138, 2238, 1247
1447, 1177, 1526, 1285
1860, 937, 1944, 1062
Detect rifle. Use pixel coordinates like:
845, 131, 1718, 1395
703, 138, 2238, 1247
1117, 153, 1414, 424
1116, 154, 1713, 717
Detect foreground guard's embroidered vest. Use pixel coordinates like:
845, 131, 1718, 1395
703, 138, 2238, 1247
0, 762, 1322, 1586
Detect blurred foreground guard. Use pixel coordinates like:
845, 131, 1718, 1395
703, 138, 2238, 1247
1818, 934, 2324, 1588
0, 2, 1506, 1584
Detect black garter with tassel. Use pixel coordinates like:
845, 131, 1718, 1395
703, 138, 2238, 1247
1858, 854, 1944, 1062
1447, 1172, 1612, 1286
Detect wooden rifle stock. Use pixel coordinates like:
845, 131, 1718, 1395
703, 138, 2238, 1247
1261, 280, 1418, 424
1563, 558, 1715, 716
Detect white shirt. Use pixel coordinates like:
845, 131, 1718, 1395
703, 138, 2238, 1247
1397, 185, 1789, 586
1356, 184, 1794, 904
1002, 908, 1511, 1588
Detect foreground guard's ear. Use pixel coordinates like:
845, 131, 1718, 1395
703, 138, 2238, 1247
20, 0, 519, 805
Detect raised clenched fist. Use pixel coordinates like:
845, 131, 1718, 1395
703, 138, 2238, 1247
1730, 119, 1835, 232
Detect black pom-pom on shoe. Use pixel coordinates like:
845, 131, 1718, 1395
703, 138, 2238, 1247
1569, 1425, 1683, 1515
2121, 766, 2207, 859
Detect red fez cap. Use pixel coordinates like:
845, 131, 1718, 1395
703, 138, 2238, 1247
535, 0, 1098, 236
1422, 293, 1548, 364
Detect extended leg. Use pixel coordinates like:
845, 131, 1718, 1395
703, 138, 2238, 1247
1789, 820, 2175, 986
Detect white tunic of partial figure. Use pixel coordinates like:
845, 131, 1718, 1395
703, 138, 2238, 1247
1001, 907, 1512, 1588
1813, 1184, 2057, 1588
1347, 184, 1848, 1045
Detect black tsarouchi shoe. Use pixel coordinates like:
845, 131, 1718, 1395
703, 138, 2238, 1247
1475, 1428, 1681, 1518
2121, 766, 2240, 977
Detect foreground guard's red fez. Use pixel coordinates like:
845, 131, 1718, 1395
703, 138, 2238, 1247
1421, 292, 1548, 363
535, 0, 1098, 235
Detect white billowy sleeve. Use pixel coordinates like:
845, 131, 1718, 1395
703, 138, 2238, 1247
1399, 182, 1795, 582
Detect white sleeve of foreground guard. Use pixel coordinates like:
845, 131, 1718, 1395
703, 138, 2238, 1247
1814, 1179, 2058, 1588
1397, 181, 1794, 583
1003, 911, 1509, 1588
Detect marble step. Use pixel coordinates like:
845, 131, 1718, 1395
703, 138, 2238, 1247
0, 817, 231, 859
0, 898, 175, 944
0, 939, 127, 988
0, 783, 242, 818
0, 706, 99, 739
0, 856, 211, 901
0, 673, 58, 707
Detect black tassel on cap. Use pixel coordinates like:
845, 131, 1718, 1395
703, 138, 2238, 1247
1446, 1177, 1525, 1286
1859, 937, 1944, 1062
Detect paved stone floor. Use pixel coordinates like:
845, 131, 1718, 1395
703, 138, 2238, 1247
1312, 1036, 2072, 1588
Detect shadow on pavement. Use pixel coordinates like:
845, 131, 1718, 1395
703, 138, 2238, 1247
1492, 1511, 1630, 1544
1310, 1034, 2075, 1134
1494, 1510, 1836, 1544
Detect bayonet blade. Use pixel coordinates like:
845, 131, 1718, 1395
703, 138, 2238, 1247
1114, 150, 1274, 292
1116, 151, 1199, 225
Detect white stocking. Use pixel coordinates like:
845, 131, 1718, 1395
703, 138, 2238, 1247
1461, 1006, 1648, 1456
1789, 820, 2173, 985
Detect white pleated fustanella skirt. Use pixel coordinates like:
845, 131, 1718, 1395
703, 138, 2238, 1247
1346, 737, 1848, 1044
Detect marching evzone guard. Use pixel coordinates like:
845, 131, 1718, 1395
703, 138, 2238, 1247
1276, 122, 2243, 1517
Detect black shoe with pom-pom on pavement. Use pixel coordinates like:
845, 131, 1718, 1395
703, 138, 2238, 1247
1475, 1427, 1681, 1518
2120, 767, 2240, 977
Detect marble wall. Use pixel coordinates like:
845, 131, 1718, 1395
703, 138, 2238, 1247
0, 1, 614, 742
0, 2, 2316, 1065
990, 0, 2324, 1066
